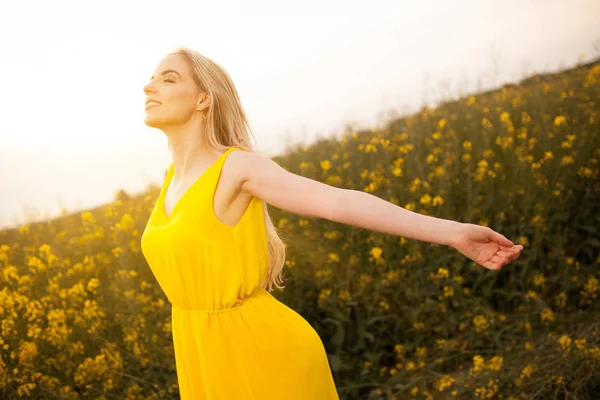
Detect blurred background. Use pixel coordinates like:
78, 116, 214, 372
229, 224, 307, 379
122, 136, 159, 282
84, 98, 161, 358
1, 0, 598, 229
2, 1, 600, 399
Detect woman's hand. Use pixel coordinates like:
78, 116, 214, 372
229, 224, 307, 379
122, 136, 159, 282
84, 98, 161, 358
449, 223, 523, 270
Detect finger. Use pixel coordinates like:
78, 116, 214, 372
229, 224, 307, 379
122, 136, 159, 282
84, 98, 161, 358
491, 253, 507, 265
498, 244, 524, 251
507, 246, 523, 259
486, 260, 503, 270
492, 251, 513, 265
489, 229, 514, 247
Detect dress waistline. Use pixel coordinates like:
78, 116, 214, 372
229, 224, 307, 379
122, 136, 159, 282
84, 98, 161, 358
171, 287, 269, 314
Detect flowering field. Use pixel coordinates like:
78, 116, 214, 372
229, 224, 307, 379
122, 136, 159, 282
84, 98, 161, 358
1, 59, 599, 399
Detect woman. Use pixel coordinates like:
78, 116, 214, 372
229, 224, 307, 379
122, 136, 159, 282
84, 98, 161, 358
140, 46, 523, 400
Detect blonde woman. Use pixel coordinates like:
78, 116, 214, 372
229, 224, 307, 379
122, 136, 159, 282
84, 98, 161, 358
140, 46, 523, 400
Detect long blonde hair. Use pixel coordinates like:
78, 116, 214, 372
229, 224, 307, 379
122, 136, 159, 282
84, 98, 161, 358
166, 46, 286, 292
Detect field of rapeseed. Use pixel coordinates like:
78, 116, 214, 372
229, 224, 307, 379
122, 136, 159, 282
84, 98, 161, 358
1, 58, 599, 399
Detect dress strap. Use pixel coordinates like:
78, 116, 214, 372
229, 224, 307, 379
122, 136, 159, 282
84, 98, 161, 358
204, 146, 247, 228
209, 147, 243, 186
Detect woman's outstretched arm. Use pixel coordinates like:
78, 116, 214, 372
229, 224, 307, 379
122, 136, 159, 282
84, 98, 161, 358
237, 151, 522, 269
328, 188, 460, 246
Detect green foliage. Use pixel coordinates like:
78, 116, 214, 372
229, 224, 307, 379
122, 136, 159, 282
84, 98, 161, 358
0, 59, 598, 399
269, 59, 600, 399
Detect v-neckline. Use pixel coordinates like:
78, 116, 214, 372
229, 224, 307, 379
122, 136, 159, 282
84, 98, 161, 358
159, 147, 236, 222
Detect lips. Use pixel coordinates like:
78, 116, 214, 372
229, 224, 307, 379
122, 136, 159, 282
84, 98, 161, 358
145, 101, 161, 110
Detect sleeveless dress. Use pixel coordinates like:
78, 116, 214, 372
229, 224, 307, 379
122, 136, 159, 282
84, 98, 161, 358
140, 146, 339, 400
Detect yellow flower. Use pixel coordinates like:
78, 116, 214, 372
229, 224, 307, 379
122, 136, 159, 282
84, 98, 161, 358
119, 213, 135, 230
327, 253, 340, 263
437, 267, 449, 279
559, 335, 572, 351
81, 211, 96, 224
420, 194, 432, 205
541, 308, 555, 324
473, 314, 489, 333
426, 153, 438, 164
18, 341, 38, 364
533, 273, 545, 287
469, 354, 485, 376
365, 143, 378, 153
435, 375, 454, 391
554, 115, 566, 127
318, 289, 332, 306
87, 278, 101, 293
337, 290, 351, 302
379, 300, 390, 311
315, 268, 333, 279
299, 161, 311, 170
482, 117, 493, 129
520, 364, 535, 379
518, 236, 529, 247
575, 338, 587, 350
359, 273, 372, 287
370, 247, 383, 259
487, 356, 503, 371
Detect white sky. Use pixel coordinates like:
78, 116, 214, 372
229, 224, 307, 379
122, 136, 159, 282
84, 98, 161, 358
0, 0, 598, 229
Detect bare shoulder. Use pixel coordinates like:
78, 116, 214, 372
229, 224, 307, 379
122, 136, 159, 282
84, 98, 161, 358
229, 148, 268, 164
224, 147, 340, 220
223, 148, 289, 199
224, 148, 271, 186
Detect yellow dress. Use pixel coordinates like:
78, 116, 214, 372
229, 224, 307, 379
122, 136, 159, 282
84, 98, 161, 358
141, 146, 339, 400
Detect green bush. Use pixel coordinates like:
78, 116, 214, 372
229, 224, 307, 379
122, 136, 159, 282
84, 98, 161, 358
0, 59, 598, 399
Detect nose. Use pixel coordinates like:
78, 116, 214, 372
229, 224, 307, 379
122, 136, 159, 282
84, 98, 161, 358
143, 80, 155, 95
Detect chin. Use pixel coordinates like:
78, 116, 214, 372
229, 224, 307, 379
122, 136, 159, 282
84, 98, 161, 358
144, 115, 164, 129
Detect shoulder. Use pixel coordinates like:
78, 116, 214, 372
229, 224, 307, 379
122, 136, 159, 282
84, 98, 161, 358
223, 147, 272, 186
226, 148, 271, 171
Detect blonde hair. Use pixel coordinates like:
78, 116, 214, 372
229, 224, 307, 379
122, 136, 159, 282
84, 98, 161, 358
166, 46, 286, 292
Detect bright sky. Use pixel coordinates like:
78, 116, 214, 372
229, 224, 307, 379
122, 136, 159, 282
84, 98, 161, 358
0, 0, 598, 229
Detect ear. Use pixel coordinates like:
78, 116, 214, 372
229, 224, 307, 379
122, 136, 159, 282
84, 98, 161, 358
197, 91, 210, 111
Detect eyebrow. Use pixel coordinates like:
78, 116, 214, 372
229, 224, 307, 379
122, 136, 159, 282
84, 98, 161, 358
150, 69, 181, 80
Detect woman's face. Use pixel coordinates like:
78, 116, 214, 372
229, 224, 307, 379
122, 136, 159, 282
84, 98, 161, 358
143, 54, 205, 129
